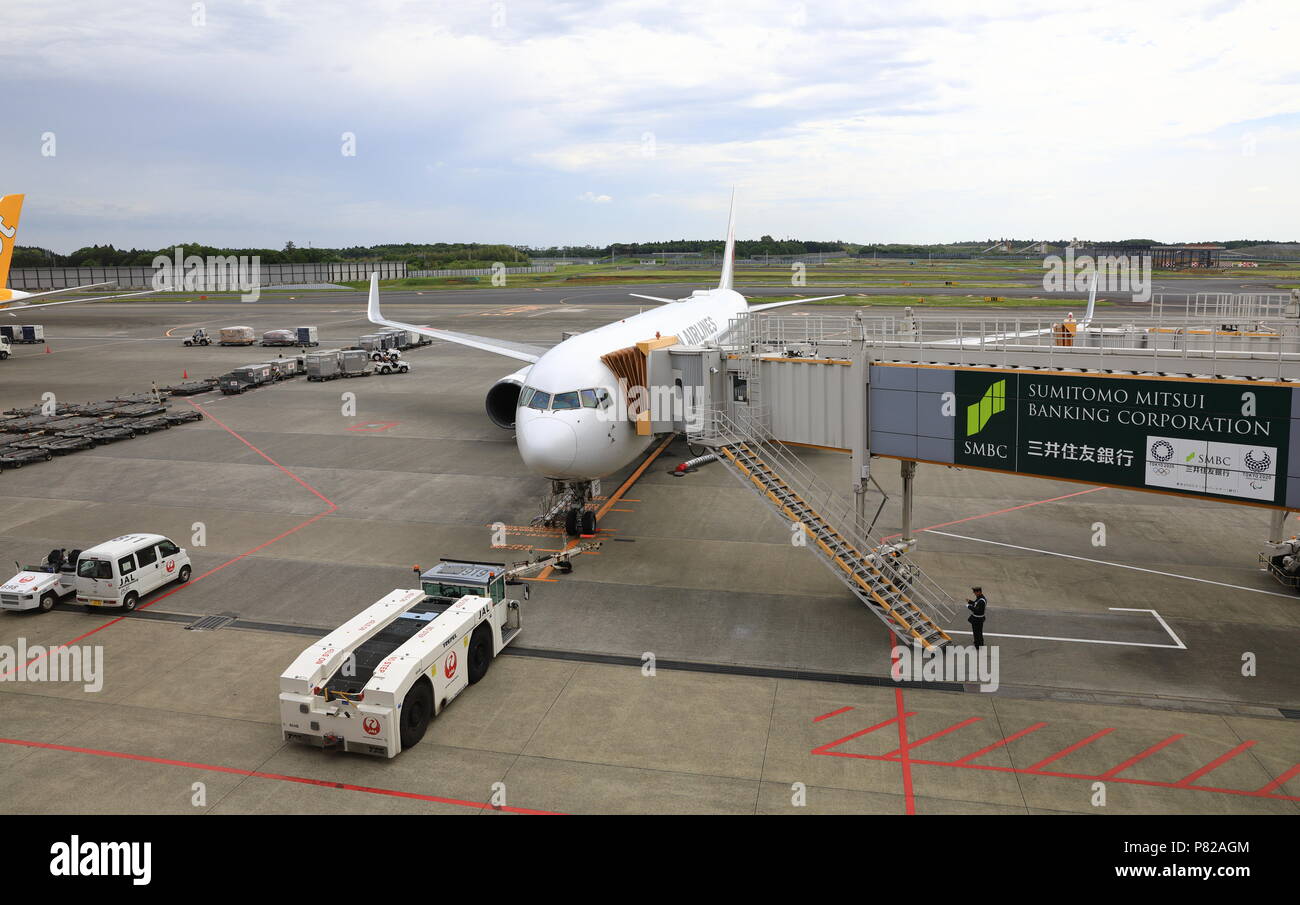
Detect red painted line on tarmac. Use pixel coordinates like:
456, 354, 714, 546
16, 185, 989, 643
813, 712, 1298, 803
3, 402, 338, 680
1025, 728, 1115, 772
188, 399, 336, 508
893, 688, 915, 814
811, 712, 916, 756
1175, 741, 1256, 786
955, 722, 1048, 763
1255, 762, 1300, 795
884, 717, 982, 759
0, 736, 560, 814
889, 637, 920, 811
881, 487, 1104, 541
1100, 734, 1185, 778
813, 706, 854, 722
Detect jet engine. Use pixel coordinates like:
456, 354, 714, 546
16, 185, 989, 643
485, 366, 532, 429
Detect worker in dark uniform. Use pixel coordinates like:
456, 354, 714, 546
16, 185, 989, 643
966, 586, 988, 649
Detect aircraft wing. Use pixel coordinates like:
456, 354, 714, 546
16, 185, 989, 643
0, 287, 160, 311
366, 273, 548, 364
747, 294, 845, 312
934, 273, 1099, 346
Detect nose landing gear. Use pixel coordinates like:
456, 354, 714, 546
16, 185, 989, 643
537, 479, 600, 537
564, 508, 598, 537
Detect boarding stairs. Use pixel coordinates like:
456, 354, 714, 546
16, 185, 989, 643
691, 407, 957, 649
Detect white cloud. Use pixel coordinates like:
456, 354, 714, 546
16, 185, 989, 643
1, 0, 1297, 246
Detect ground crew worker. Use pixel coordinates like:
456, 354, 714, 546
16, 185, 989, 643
966, 586, 988, 648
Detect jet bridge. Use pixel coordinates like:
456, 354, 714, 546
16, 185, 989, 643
666, 301, 1300, 629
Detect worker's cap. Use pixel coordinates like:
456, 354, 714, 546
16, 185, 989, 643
971, 586, 982, 592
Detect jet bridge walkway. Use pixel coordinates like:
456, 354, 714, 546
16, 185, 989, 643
691, 407, 958, 649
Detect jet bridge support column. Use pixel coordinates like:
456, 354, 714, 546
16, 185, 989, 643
1268, 508, 1293, 544
849, 342, 871, 527
900, 460, 917, 548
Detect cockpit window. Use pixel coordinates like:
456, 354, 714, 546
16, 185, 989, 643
552, 391, 580, 410
519, 386, 535, 408
580, 389, 599, 408
595, 388, 612, 409
527, 391, 550, 410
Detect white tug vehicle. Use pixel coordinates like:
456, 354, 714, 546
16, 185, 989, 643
280, 543, 597, 757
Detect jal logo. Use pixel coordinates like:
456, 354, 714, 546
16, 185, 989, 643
444, 651, 457, 679
18, 575, 34, 583
165, 560, 175, 573
362, 717, 381, 736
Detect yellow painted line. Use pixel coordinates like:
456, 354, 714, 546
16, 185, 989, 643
537, 433, 675, 580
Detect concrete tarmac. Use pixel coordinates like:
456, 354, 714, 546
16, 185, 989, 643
0, 297, 1296, 814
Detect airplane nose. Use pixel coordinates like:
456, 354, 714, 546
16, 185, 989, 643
518, 416, 578, 476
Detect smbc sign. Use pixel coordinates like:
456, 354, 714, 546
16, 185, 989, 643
954, 371, 1289, 506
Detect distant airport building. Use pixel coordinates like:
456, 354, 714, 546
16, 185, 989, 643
1082, 243, 1223, 269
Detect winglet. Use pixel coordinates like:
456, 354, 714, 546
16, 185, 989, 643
0, 194, 25, 291
367, 271, 382, 324
1081, 271, 1098, 325
718, 189, 736, 292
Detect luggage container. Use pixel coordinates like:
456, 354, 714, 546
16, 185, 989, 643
305, 351, 343, 381
14, 325, 44, 344
339, 349, 373, 378
261, 329, 297, 347
358, 334, 384, 354
266, 359, 297, 380
219, 325, 256, 346
296, 326, 319, 347
219, 363, 273, 394
379, 327, 407, 349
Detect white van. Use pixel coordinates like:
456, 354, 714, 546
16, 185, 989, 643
75, 534, 192, 612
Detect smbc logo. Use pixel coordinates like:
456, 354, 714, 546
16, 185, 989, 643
966, 379, 1006, 437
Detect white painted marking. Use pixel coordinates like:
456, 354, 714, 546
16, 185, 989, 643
942, 627, 1185, 649
927, 529, 1298, 600
1108, 607, 1187, 649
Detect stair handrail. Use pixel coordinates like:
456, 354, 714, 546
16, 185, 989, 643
689, 403, 959, 623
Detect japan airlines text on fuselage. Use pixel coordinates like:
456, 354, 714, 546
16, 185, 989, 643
514, 287, 748, 480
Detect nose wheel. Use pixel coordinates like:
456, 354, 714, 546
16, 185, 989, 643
564, 508, 598, 537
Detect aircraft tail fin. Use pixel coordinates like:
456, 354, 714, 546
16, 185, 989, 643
717, 189, 736, 292
1082, 271, 1098, 325
0, 194, 24, 291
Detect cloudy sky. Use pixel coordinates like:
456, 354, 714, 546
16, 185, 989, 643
3, 0, 1298, 251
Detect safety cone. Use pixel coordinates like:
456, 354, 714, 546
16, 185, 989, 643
44, 344, 51, 354
183, 370, 188, 379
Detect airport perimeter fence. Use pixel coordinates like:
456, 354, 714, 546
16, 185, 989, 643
403, 264, 556, 278
7, 261, 409, 290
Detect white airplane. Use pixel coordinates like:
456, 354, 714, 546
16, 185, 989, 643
0, 193, 158, 312
368, 194, 842, 535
